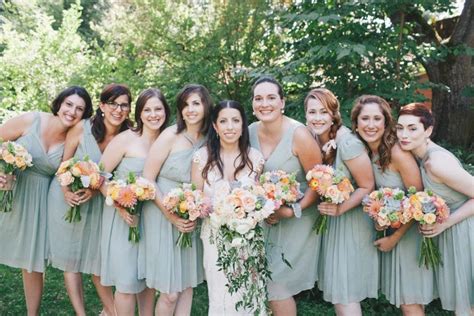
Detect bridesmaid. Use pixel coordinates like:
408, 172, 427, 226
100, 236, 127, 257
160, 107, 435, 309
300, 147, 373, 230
351, 95, 436, 315
191, 100, 265, 315
48, 83, 132, 316
304, 88, 377, 316
139, 84, 211, 315
99, 88, 170, 316
0, 86, 93, 316
248, 77, 322, 316
397, 103, 473, 316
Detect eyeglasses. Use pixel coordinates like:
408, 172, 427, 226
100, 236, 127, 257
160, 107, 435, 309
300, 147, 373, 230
106, 101, 130, 111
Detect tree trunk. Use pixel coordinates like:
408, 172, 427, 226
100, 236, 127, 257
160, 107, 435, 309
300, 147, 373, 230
425, 54, 474, 149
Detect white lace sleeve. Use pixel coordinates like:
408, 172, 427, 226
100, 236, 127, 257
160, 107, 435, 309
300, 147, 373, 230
192, 148, 207, 172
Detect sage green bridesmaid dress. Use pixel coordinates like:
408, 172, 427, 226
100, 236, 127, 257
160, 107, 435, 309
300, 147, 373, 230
317, 132, 379, 304
100, 157, 146, 293
420, 146, 473, 315
248, 119, 320, 300
138, 137, 205, 293
372, 155, 437, 307
0, 112, 63, 272
47, 119, 103, 275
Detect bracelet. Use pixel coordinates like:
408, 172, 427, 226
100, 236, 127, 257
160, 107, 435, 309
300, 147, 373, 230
288, 202, 302, 218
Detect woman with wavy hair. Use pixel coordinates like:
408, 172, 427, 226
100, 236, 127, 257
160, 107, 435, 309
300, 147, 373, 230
192, 100, 264, 314
305, 88, 377, 316
48, 83, 132, 316
249, 77, 322, 316
351, 95, 435, 315
397, 103, 473, 316
0, 86, 93, 316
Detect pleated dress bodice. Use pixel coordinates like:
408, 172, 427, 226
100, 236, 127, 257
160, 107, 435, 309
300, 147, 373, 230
139, 137, 206, 293
372, 154, 437, 307
101, 157, 147, 293
419, 146, 473, 315
0, 112, 63, 272
248, 119, 320, 301
47, 119, 105, 275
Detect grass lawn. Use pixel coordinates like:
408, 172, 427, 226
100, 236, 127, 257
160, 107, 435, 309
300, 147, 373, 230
0, 265, 452, 315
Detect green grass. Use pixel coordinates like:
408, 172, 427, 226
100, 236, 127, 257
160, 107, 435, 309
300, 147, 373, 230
0, 265, 452, 315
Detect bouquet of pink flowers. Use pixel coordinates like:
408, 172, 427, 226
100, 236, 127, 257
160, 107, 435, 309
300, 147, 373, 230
105, 172, 156, 243
362, 187, 408, 239
211, 181, 275, 314
163, 183, 211, 248
258, 170, 303, 216
403, 187, 450, 269
0, 140, 33, 212
306, 164, 354, 234
56, 156, 103, 222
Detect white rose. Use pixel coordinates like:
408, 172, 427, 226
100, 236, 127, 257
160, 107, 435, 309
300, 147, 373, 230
80, 175, 91, 188
231, 237, 244, 248
105, 196, 114, 206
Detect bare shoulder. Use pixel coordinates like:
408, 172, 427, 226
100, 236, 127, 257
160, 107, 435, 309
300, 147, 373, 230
108, 129, 136, 147
157, 125, 178, 143
293, 124, 316, 144
425, 149, 460, 176
66, 119, 85, 138
391, 143, 415, 164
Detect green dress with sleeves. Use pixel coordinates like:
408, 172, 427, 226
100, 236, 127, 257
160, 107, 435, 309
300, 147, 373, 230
317, 132, 379, 304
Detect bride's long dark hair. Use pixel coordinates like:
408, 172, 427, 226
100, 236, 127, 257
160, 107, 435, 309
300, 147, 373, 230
202, 100, 254, 183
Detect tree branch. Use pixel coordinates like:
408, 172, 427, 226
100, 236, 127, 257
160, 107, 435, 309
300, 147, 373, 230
449, 0, 473, 46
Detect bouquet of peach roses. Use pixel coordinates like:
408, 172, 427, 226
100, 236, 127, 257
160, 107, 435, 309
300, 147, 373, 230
211, 181, 275, 314
403, 187, 450, 269
362, 187, 409, 239
306, 164, 354, 234
105, 172, 156, 243
258, 170, 303, 217
163, 183, 211, 248
0, 140, 33, 212
56, 156, 103, 222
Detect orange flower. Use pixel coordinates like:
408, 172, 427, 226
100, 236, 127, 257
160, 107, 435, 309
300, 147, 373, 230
179, 201, 188, 213
116, 187, 137, 208
309, 178, 319, 191
390, 221, 401, 229
280, 177, 290, 185
337, 178, 354, 194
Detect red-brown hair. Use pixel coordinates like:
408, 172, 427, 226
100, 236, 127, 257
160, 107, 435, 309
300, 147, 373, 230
304, 88, 342, 165
398, 103, 434, 130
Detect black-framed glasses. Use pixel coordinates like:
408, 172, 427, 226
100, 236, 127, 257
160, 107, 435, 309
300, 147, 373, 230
106, 101, 130, 111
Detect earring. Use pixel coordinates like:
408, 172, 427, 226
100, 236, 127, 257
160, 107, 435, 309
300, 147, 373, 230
252, 111, 256, 116
331, 122, 334, 126
101, 112, 105, 117
355, 128, 358, 132
281, 108, 285, 114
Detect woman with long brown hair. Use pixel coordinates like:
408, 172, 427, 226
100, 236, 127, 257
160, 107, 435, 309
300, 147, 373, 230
351, 95, 435, 315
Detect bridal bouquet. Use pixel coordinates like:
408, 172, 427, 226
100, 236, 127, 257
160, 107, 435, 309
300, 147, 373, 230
306, 164, 354, 234
211, 181, 275, 314
105, 172, 156, 243
56, 156, 103, 222
0, 140, 33, 212
403, 187, 450, 269
163, 183, 211, 248
259, 170, 303, 217
362, 187, 408, 239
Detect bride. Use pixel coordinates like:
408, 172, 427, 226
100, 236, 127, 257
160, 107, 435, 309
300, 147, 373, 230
191, 100, 265, 315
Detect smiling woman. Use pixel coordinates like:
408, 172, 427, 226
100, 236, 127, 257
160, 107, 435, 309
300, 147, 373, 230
47, 83, 132, 316
0, 86, 93, 316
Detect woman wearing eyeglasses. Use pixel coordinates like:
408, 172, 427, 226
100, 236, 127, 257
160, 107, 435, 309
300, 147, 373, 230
48, 83, 132, 316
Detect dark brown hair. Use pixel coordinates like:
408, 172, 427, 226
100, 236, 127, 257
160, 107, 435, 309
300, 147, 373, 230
175, 84, 212, 135
202, 100, 254, 183
91, 83, 132, 143
51, 86, 93, 119
251, 76, 284, 99
133, 88, 170, 135
304, 88, 342, 165
398, 103, 434, 129
351, 95, 397, 171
